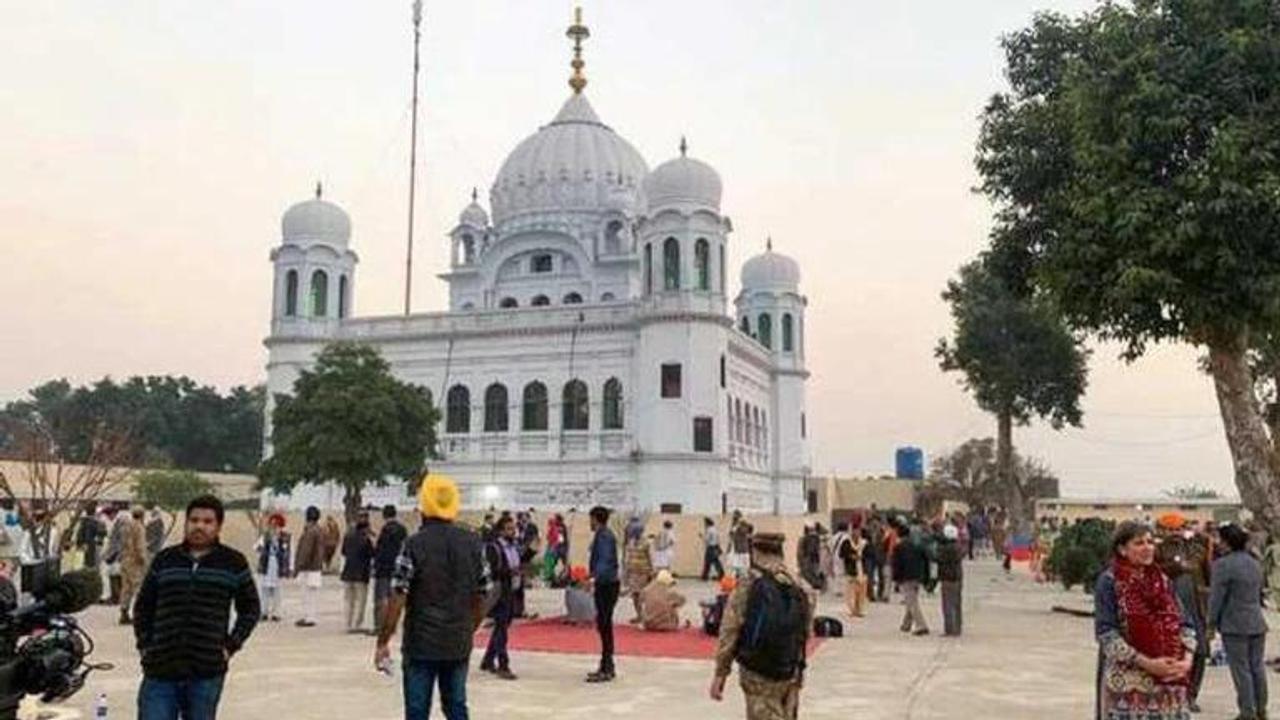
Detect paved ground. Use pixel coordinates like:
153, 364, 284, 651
24, 557, 1280, 718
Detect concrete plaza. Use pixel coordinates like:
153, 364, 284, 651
28, 557, 1279, 718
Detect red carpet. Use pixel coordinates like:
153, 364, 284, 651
474, 617, 825, 660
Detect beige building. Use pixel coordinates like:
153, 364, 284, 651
804, 475, 919, 516
1035, 496, 1244, 525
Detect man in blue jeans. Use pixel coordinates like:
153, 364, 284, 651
376, 475, 488, 719
133, 495, 260, 720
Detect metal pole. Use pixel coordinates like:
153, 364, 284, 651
404, 0, 423, 316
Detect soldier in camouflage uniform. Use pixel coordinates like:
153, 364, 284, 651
709, 532, 812, 719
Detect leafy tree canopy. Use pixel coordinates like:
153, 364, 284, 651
133, 468, 216, 542
937, 255, 1089, 429
259, 342, 437, 520
0, 376, 264, 473
926, 437, 1061, 514
978, 1, 1280, 355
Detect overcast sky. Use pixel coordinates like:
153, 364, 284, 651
0, 0, 1235, 499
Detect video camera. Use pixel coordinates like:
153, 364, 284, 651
0, 559, 109, 717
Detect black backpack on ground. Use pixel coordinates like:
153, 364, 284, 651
813, 615, 843, 638
735, 570, 810, 680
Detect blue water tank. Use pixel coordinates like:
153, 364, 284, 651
895, 446, 924, 480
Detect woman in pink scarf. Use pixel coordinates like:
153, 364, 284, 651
1094, 521, 1194, 719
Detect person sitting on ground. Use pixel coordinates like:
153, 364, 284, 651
563, 565, 596, 625
640, 570, 687, 632
701, 575, 736, 636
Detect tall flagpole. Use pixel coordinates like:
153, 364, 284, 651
404, 0, 424, 316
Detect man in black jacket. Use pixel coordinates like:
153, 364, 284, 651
134, 495, 259, 720
892, 522, 932, 636
373, 504, 407, 637
376, 476, 487, 720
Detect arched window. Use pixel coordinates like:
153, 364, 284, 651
310, 270, 328, 317
338, 275, 349, 319
739, 316, 750, 334
600, 292, 616, 302
531, 295, 551, 307
744, 403, 753, 446
604, 220, 623, 254
757, 313, 772, 348
718, 244, 726, 293
762, 410, 768, 451
446, 385, 470, 434
499, 297, 519, 309
462, 234, 475, 264
602, 378, 623, 429
695, 238, 710, 291
483, 383, 508, 432
531, 254, 553, 273
782, 313, 794, 352
284, 270, 298, 317
735, 399, 743, 442
563, 292, 583, 305
753, 407, 762, 448
562, 380, 589, 431
643, 243, 653, 294
720, 354, 726, 388
522, 381, 548, 431
663, 237, 680, 290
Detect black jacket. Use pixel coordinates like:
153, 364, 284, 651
134, 542, 260, 680
935, 540, 963, 583
397, 519, 488, 661
340, 526, 375, 583
374, 519, 408, 579
892, 538, 932, 584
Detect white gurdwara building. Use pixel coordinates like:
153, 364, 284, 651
263, 21, 810, 515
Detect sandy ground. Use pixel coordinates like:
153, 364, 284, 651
20, 556, 1280, 719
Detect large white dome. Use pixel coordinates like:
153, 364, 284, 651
644, 154, 722, 211
281, 193, 351, 247
741, 244, 800, 291
489, 94, 648, 226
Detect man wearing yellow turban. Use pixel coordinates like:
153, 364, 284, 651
375, 473, 487, 718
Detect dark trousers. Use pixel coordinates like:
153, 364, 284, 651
373, 575, 393, 634
1189, 649, 1207, 702
1223, 633, 1268, 717
403, 658, 469, 720
137, 674, 226, 720
594, 581, 620, 673
865, 561, 886, 600
701, 547, 724, 581
940, 580, 962, 636
482, 595, 513, 671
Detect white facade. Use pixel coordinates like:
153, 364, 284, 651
263, 85, 811, 515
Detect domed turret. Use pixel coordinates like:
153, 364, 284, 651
459, 188, 489, 228
741, 241, 800, 291
281, 183, 351, 247
643, 139, 722, 211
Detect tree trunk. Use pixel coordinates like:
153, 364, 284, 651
342, 483, 363, 527
996, 411, 1027, 529
1207, 337, 1280, 536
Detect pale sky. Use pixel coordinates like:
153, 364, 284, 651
0, 0, 1235, 499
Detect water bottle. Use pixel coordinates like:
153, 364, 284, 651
93, 692, 108, 718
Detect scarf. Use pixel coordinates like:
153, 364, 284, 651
1111, 556, 1186, 685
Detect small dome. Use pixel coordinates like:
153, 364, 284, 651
282, 190, 351, 246
741, 243, 800, 290
459, 194, 489, 228
643, 152, 722, 211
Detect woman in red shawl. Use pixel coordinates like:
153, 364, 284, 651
1094, 521, 1194, 719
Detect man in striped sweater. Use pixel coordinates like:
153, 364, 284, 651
133, 495, 260, 720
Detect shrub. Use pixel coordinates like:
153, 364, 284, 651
1045, 518, 1113, 593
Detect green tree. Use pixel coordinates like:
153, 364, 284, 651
1165, 484, 1222, 501
259, 342, 437, 523
927, 437, 1062, 516
132, 469, 216, 543
936, 257, 1088, 523
977, 1, 1280, 534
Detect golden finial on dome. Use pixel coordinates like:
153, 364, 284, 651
566, 6, 590, 95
